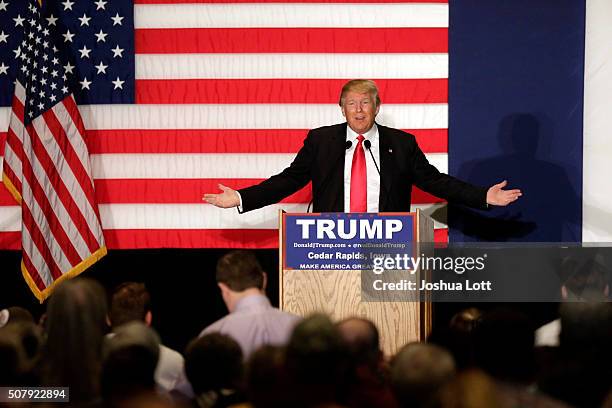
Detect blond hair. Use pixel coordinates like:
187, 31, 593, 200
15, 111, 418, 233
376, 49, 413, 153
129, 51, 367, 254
339, 79, 381, 108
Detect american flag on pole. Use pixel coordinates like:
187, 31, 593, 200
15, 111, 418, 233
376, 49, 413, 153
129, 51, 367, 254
0, 0, 449, 252
1, 0, 106, 301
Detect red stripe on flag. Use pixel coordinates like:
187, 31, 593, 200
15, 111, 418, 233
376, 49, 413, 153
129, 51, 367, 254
2, 228, 450, 250
21, 202, 64, 280
0, 132, 6, 148
92, 179, 441, 205
434, 228, 448, 243
86, 129, 447, 154
2, 154, 22, 195
0, 185, 18, 205
94, 179, 311, 204
0, 231, 20, 250
135, 28, 448, 54
57, 98, 101, 215
39, 114, 101, 253
414, 129, 447, 152
411, 188, 445, 204
7, 103, 26, 162
135, 79, 448, 104
25, 123, 96, 260
22, 251, 47, 291
103, 229, 281, 249
135, 0, 447, 4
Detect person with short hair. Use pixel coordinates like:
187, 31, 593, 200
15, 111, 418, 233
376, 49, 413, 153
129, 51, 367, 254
199, 250, 300, 358
336, 317, 398, 408
109, 282, 193, 399
285, 314, 351, 407
390, 343, 456, 408
185, 332, 246, 408
0, 306, 34, 328
101, 321, 161, 404
205, 79, 521, 213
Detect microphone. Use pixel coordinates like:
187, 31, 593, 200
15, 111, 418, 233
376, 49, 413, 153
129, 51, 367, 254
363, 139, 395, 211
307, 140, 352, 213
363, 140, 380, 174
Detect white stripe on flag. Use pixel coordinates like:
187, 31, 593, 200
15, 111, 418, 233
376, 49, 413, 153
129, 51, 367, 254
20, 176, 74, 273
2, 145, 22, 187
21, 227, 53, 287
2, 203, 447, 232
0, 205, 20, 231
100, 203, 308, 229
0, 107, 9, 132
135, 3, 448, 29
79, 104, 448, 130
90, 153, 449, 179
30, 114, 105, 248
136, 54, 449, 80
28, 117, 93, 260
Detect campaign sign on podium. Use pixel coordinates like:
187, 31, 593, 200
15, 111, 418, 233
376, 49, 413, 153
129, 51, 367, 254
282, 213, 416, 271
279, 211, 433, 355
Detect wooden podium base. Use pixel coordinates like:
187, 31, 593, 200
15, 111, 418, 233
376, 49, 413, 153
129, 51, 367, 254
279, 210, 433, 356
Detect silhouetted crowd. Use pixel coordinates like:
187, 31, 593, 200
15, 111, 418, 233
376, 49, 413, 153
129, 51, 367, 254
1, 252, 611, 408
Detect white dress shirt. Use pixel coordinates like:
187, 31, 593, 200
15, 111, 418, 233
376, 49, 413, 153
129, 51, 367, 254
343, 124, 381, 212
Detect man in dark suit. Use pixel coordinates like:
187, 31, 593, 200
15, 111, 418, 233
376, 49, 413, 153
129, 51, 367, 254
204, 80, 521, 212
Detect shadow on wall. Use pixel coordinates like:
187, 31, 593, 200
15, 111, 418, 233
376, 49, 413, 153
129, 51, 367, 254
447, 113, 580, 242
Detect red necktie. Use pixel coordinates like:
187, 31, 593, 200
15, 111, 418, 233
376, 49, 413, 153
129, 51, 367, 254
350, 135, 367, 212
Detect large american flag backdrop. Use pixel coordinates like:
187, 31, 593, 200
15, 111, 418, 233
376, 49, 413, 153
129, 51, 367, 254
0, 0, 451, 251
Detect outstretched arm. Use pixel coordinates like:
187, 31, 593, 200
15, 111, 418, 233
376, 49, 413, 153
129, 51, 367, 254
486, 180, 522, 206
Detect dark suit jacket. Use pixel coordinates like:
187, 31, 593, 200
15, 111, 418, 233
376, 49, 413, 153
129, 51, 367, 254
239, 123, 488, 212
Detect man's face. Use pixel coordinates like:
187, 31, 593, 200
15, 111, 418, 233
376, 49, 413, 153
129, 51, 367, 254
341, 90, 380, 134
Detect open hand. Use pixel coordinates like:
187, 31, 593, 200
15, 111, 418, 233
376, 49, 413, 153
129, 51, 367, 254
203, 184, 240, 208
486, 180, 522, 206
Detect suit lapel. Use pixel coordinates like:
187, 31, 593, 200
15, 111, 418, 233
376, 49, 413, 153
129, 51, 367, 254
326, 123, 347, 212
378, 125, 394, 211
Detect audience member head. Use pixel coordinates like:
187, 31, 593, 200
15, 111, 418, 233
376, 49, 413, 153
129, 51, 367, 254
185, 332, 244, 395
336, 316, 381, 367
472, 309, 535, 384
216, 250, 266, 312
559, 301, 612, 351
285, 313, 350, 407
0, 306, 34, 328
449, 307, 482, 333
0, 322, 42, 385
246, 345, 290, 408
109, 282, 153, 328
559, 255, 610, 301
432, 369, 501, 408
43, 278, 108, 402
429, 307, 482, 370
102, 321, 160, 402
391, 342, 456, 408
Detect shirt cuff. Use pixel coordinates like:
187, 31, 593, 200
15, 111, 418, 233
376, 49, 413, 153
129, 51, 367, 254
236, 191, 244, 213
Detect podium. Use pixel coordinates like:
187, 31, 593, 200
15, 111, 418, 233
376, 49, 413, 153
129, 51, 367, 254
278, 210, 433, 356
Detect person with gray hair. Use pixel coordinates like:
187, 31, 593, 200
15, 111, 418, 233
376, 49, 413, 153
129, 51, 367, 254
390, 343, 456, 408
